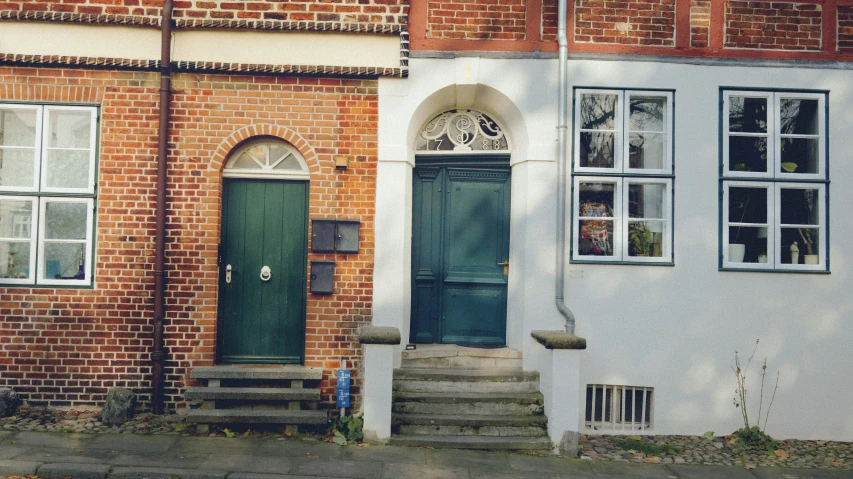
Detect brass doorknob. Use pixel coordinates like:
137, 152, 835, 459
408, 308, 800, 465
497, 261, 509, 276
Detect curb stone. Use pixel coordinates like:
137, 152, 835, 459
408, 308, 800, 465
108, 467, 228, 479
37, 462, 110, 479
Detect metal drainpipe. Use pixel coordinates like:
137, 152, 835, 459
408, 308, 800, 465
556, 0, 577, 335
152, 0, 173, 415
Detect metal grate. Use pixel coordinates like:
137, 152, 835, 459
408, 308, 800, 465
585, 384, 653, 431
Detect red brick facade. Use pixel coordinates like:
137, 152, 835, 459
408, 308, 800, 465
690, 0, 710, 48
0, 0, 407, 26
426, 0, 527, 40
839, 5, 853, 53
574, 0, 676, 45
725, 1, 822, 51
0, 67, 377, 410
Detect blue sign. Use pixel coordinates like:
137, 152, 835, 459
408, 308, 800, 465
336, 389, 351, 408
337, 369, 351, 390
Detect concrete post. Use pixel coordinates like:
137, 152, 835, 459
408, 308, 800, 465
358, 326, 401, 443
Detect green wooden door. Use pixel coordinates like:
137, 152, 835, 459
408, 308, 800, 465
218, 179, 308, 363
411, 159, 511, 346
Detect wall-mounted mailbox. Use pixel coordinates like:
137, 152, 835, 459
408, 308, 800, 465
311, 220, 336, 253
310, 260, 335, 295
335, 220, 360, 254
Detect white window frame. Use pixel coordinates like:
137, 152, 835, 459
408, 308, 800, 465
721, 90, 828, 272
0, 102, 98, 286
0, 196, 38, 285
572, 89, 674, 264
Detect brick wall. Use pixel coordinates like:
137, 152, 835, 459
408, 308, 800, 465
725, 1, 822, 51
690, 0, 710, 48
426, 0, 526, 40
0, 67, 377, 411
0, 0, 407, 26
574, 0, 676, 45
839, 5, 853, 54
541, 0, 557, 42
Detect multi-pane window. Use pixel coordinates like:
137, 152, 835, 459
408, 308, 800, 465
572, 89, 674, 263
0, 103, 97, 285
721, 91, 827, 271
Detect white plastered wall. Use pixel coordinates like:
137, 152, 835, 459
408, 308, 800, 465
378, 56, 853, 442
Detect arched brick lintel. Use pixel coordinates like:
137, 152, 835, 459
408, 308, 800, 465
0, 83, 105, 104
210, 124, 325, 176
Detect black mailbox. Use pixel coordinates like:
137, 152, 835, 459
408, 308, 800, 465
310, 260, 335, 295
335, 220, 360, 254
311, 219, 336, 253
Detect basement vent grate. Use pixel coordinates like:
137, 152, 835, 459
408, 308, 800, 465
585, 384, 653, 432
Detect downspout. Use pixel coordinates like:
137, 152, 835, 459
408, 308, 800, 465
556, 0, 576, 335
152, 0, 173, 415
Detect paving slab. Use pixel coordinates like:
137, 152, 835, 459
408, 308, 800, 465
0, 459, 42, 476
426, 448, 511, 471
226, 474, 344, 479
15, 447, 119, 464
751, 468, 836, 479
288, 458, 382, 479
88, 433, 180, 453
37, 462, 110, 479
340, 445, 428, 465
827, 471, 853, 479
507, 454, 596, 475
586, 461, 676, 478
171, 435, 264, 455
0, 445, 33, 460
470, 471, 584, 479
202, 454, 293, 475
108, 466, 228, 479
380, 462, 469, 479
111, 452, 209, 468
0, 432, 12, 441
256, 438, 344, 459
667, 464, 759, 478
11, 431, 95, 449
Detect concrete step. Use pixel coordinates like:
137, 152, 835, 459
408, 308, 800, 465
393, 369, 540, 393
387, 434, 553, 451
392, 391, 544, 416
393, 413, 548, 437
190, 365, 322, 381
184, 386, 321, 401
401, 345, 522, 370
186, 408, 327, 425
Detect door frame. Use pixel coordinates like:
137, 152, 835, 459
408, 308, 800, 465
410, 154, 512, 346
217, 177, 309, 364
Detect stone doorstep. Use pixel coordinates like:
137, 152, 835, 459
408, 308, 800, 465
392, 413, 547, 427
185, 409, 327, 425
387, 435, 553, 450
392, 368, 539, 382
392, 391, 544, 403
184, 386, 321, 401
401, 344, 523, 360
189, 365, 323, 381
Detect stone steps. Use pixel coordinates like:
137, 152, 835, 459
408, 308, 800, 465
392, 368, 541, 393
392, 391, 544, 416
393, 413, 548, 437
184, 386, 321, 401
401, 345, 522, 370
184, 365, 325, 433
387, 434, 553, 450
186, 409, 327, 425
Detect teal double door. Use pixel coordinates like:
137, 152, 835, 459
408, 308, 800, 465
411, 156, 511, 346
218, 179, 308, 363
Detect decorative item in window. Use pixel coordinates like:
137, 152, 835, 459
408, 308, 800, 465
416, 109, 508, 152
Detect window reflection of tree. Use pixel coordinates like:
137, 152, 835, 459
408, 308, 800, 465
579, 95, 616, 168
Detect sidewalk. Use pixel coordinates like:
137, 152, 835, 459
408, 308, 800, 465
1, 430, 851, 479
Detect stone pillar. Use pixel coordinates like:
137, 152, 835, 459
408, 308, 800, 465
531, 330, 586, 455
358, 326, 401, 443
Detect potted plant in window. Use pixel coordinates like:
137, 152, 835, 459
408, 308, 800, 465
729, 197, 749, 263
629, 223, 652, 257
797, 228, 818, 264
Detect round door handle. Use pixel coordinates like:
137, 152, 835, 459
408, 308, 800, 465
260, 266, 271, 282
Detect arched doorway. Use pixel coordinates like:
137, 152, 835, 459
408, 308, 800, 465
410, 110, 512, 346
217, 137, 310, 363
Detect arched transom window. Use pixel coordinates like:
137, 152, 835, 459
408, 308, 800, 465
223, 138, 309, 179
416, 109, 509, 152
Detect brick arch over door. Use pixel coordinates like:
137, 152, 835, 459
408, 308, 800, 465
209, 124, 326, 176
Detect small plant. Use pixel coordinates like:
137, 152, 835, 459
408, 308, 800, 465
797, 228, 815, 256
628, 223, 652, 256
327, 414, 363, 446
223, 428, 236, 438
732, 339, 781, 451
